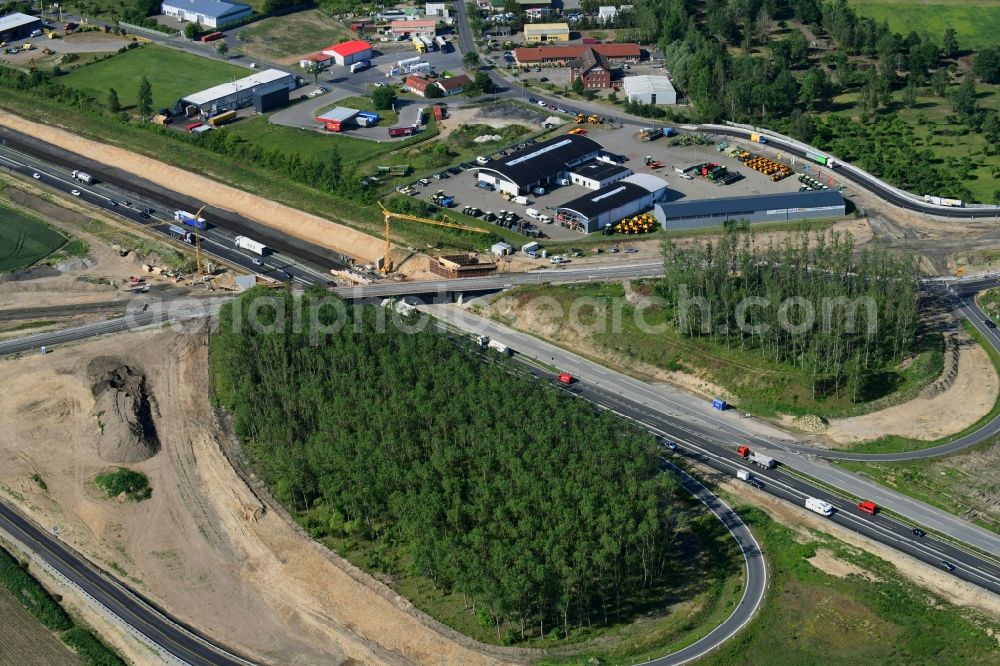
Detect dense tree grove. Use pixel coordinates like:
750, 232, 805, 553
657, 227, 919, 401
213, 290, 683, 641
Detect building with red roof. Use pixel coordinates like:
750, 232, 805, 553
391, 19, 437, 36
404, 75, 437, 96
322, 40, 373, 66
436, 73, 472, 96
514, 43, 640, 67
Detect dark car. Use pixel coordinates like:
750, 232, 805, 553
748, 478, 765, 489
447, 166, 462, 175
107, 200, 118, 207
528, 97, 537, 104
912, 528, 927, 537
984, 319, 997, 329
141, 207, 153, 215
939, 560, 956, 572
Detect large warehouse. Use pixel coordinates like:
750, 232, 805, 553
0, 12, 41, 41
322, 40, 373, 66
476, 135, 601, 196
654, 190, 846, 231
180, 68, 298, 114
523, 22, 570, 43
556, 174, 668, 233
622, 75, 678, 105
161, 0, 252, 28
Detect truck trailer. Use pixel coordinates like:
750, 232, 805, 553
174, 210, 207, 230
487, 339, 509, 354
748, 452, 776, 469
71, 170, 94, 185
234, 236, 267, 255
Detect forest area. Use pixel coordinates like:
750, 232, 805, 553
620, 0, 1000, 201
657, 226, 920, 403
211, 289, 691, 644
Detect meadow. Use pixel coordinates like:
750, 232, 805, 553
846, 0, 1000, 50
0, 205, 67, 272
60, 45, 246, 111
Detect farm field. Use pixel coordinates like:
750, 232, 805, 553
0, 587, 80, 666
846, 0, 1000, 50
0, 205, 67, 272
60, 45, 246, 111
237, 9, 354, 64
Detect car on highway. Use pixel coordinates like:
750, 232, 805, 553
912, 528, 927, 537
537, 100, 546, 106
624, 247, 638, 254
663, 439, 678, 451
141, 207, 153, 215
939, 560, 956, 572
528, 97, 537, 104
748, 478, 765, 489
251, 258, 263, 266
984, 319, 997, 328
32, 172, 40, 179
107, 200, 118, 207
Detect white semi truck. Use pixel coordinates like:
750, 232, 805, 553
234, 236, 267, 255
71, 170, 94, 184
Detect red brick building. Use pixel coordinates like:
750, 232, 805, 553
569, 48, 611, 89
514, 43, 640, 67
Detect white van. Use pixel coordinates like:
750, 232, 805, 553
525, 208, 541, 220
538, 214, 552, 224
476, 155, 490, 165
805, 497, 834, 516
556, 177, 570, 186
512, 195, 529, 206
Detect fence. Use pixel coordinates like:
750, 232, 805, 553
118, 21, 179, 38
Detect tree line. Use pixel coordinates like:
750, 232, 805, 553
212, 288, 685, 642
656, 226, 919, 402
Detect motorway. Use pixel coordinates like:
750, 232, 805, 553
428, 304, 1000, 591
0, 501, 252, 666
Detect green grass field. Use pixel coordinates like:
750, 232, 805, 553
698, 507, 1000, 665
847, 0, 1000, 50
61, 45, 246, 111
238, 9, 354, 62
0, 205, 67, 272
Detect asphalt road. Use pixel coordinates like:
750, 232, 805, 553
0, 499, 252, 666
0, 129, 344, 287
427, 304, 1000, 565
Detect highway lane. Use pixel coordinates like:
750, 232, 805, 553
426, 303, 1000, 560
0, 501, 253, 666
0, 129, 345, 286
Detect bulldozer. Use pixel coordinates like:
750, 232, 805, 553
587, 114, 601, 124
574, 114, 586, 124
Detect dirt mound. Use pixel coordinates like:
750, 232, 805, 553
87, 357, 159, 463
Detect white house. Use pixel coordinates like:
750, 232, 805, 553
426, 2, 451, 17
598, 6, 617, 22
161, 0, 252, 29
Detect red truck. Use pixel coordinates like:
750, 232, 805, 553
557, 372, 574, 385
200, 31, 224, 42
186, 122, 203, 132
737, 445, 750, 457
857, 500, 878, 515
388, 126, 415, 138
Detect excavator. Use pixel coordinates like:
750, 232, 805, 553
378, 201, 490, 275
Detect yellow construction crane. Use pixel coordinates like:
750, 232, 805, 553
191, 205, 206, 276
378, 201, 490, 274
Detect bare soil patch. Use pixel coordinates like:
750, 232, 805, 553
807, 548, 880, 582
0, 328, 520, 665
0, 115, 384, 264
824, 331, 998, 443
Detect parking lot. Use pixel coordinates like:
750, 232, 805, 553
407, 123, 818, 243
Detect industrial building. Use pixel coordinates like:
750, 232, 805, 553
523, 22, 570, 43
514, 43, 640, 66
299, 52, 333, 70
622, 75, 678, 105
315, 107, 360, 132
0, 12, 41, 41
476, 134, 601, 196
179, 69, 298, 114
391, 19, 437, 37
653, 190, 847, 231
555, 174, 668, 233
322, 40, 373, 66
161, 0, 252, 28
568, 161, 633, 190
